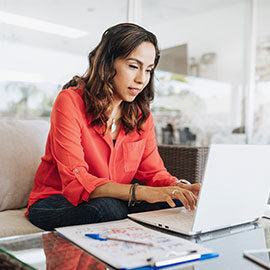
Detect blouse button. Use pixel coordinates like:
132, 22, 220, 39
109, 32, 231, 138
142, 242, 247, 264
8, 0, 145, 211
74, 169, 79, 173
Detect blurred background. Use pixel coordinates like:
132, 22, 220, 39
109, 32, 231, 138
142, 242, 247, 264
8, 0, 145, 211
0, 0, 269, 146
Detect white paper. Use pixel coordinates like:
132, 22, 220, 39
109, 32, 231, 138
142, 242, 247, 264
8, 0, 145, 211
55, 219, 212, 269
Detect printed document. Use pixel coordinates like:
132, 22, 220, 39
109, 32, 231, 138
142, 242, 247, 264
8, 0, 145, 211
56, 219, 215, 269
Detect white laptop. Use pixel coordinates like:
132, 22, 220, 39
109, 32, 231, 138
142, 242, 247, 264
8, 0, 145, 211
128, 144, 270, 236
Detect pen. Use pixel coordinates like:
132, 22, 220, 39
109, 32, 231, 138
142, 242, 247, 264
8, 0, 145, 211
85, 233, 154, 247
147, 251, 218, 268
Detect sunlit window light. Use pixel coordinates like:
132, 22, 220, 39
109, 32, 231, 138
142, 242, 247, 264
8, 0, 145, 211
0, 11, 88, 38
0, 69, 44, 83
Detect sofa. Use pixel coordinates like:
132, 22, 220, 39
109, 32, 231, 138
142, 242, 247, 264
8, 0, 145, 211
0, 120, 50, 237
0, 119, 209, 238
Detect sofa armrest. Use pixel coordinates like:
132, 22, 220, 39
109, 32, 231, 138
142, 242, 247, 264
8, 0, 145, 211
158, 145, 209, 184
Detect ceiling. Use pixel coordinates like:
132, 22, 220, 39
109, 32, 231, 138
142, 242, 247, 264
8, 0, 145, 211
0, 0, 241, 56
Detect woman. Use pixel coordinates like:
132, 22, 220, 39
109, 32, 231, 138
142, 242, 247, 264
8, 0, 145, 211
27, 23, 200, 231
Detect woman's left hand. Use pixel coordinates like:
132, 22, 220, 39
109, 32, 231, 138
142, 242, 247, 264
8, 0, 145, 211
177, 183, 201, 197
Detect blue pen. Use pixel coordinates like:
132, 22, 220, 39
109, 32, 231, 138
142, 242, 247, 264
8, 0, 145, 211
199, 252, 219, 261
85, 233, 154, 246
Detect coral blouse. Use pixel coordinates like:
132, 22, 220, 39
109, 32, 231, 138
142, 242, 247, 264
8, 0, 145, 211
26, 87, 177, 214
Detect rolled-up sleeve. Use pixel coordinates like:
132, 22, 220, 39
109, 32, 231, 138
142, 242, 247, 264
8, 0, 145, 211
134, 114, 177, 187
50, 91, 110, 205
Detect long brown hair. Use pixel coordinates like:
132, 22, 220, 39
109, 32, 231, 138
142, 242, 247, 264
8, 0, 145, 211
63, 23, 160, 134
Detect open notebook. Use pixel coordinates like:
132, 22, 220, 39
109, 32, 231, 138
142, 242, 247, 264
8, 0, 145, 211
129, 144, 270, 236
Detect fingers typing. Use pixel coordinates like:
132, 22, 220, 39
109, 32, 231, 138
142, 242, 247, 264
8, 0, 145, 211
172, 188, 197, 210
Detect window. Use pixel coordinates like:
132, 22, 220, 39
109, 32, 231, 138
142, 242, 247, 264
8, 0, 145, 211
0, 0, 127, 119
140, 0, 266, 146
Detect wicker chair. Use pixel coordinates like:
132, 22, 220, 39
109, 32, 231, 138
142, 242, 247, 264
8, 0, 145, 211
158, 145, 209, 184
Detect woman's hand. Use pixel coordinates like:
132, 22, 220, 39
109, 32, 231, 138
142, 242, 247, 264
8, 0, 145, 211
178, 183, 201, 197
136, 186, 198, 210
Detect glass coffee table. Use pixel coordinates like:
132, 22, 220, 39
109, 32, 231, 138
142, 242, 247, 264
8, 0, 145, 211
0, 231, 109, 270
0, 218, 269, 270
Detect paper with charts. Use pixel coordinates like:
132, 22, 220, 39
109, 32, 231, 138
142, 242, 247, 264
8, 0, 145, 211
55, 218, 212, 269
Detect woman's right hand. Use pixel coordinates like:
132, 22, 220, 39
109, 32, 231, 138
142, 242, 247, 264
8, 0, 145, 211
136, 186, 198, 210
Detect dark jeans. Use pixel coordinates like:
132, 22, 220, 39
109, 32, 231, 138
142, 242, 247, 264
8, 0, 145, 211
28, 195, 183, 231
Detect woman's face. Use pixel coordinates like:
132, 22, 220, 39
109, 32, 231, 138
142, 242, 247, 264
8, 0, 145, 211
112, 41, 156, 105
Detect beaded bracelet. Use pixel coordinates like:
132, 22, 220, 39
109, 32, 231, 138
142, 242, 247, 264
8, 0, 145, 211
128, 184, 134, 207
128, 183, 140, 207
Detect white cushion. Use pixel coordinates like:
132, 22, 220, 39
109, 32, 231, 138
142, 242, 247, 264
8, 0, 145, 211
0, 120, 50, 211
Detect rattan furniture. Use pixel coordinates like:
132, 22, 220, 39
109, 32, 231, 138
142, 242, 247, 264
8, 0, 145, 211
158, 145, 209, 184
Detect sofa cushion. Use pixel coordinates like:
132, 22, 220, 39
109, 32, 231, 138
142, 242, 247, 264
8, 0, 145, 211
0, 120, 50, 211
0, 208, 43, 237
